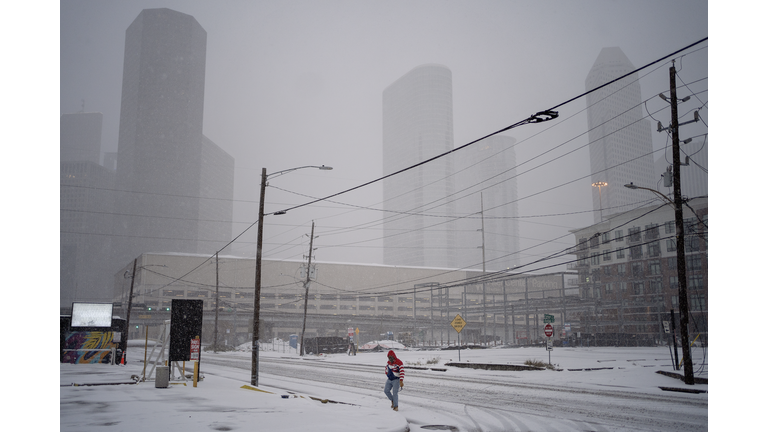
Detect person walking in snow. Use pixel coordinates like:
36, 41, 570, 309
383, 350, 404, 411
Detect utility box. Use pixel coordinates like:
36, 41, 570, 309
155, 366, 169, 388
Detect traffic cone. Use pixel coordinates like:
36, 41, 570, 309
120, 351, 126, 366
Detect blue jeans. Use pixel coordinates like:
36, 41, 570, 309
384, 378, 400, 407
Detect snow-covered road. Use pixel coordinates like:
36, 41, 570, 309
201, 349, 708, 431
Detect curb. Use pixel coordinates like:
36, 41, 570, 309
444, 362, 544, 371
655, 370, 708, 384
659, 386, 707, 394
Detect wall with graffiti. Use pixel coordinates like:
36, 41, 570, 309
62, 331, 118, 364
60, 316, 127, 364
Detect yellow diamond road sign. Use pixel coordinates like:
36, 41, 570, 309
451, 314, 467, 333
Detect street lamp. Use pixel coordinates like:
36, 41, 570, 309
251, 164, 332, 387
624, 182, 674, 208
624, 181, 694, 384
591, 181, 608, 221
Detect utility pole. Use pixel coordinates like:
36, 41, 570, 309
667, 60, 695, 384
480, 193, 487, 345
503, 279, 509, 344
214, 252, 219, 352
299, 221, 316, 356
251, 167, 267, 386
125, 258, 137, 357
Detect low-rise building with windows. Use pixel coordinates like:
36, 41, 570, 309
109, 252, 576, 348
567, 197, 708, 345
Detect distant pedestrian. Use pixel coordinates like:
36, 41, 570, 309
383, 350, 404, 411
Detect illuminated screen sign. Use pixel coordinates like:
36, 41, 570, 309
71, 302, 113, 328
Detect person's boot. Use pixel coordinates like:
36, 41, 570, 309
393, 406, 398, 411
390, 401, 393, 408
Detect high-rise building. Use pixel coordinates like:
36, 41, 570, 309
61, 112, 102, 164
112, 8, 233, 278
585, 47, 656, 223
60, 112, 116, 307
455, 135, 520, 271
382, 64, 458, 269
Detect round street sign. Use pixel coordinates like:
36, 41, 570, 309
544, 323, 554, 338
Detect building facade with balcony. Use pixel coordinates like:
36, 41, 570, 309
568, 197, 708, 346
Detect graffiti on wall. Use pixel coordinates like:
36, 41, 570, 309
62, 331, 117, 364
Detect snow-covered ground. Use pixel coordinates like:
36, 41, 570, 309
58, 342, 716, 431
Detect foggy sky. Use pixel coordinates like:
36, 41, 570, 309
57, 1, 710, 271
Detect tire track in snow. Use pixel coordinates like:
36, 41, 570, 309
201, 354, 706, 431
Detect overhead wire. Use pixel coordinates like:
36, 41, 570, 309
66, 42, 706, 266
265, 63, 706, 257
142, 205, 706, 317
256, 83, 704, 282
266, 98, 673, 259
152, 38, 709, 288
302, 200, 671, 297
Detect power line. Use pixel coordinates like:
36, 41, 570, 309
135, 39, 710, 286
548, 38, 707, 112
271, 39, 708, 219
267, 74, 705, 246
61, 183, 254, 205
306, 202, 675, 297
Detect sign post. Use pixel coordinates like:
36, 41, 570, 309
544, 321, 554, 364
451, 314, 467, 362
190, 337, 201, 387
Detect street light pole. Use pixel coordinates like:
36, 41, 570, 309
591, 181, 607, 221
250, 165, 332, 387
624, 182, 674, 208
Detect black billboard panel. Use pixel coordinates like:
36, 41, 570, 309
169, 299, 204, 362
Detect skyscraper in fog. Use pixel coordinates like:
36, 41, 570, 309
382, 64, 458, 269
456, 135, 520, 272
113, 8, 233, 275
61, 112, 115, 307
585, 47, 655, 223
61, 112, 102, 164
